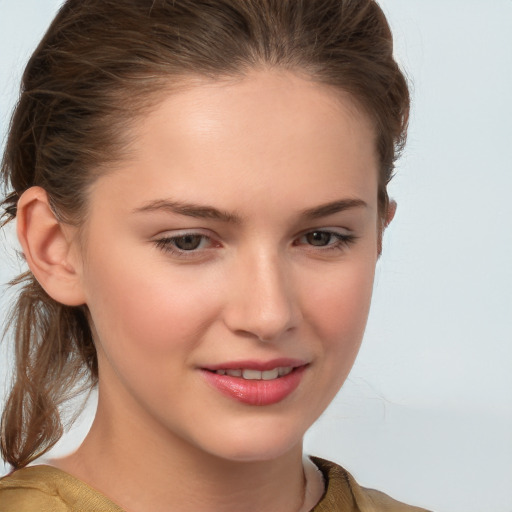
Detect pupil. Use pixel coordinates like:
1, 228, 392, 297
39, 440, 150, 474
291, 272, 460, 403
307, 231, 331, 246
175, 235, 202, 250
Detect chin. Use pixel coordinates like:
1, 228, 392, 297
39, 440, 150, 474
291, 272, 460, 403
210, 441, 301, 464
196, 418, 307, 463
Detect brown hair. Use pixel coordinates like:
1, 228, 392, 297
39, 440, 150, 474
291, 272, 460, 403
1, 0, 409, 469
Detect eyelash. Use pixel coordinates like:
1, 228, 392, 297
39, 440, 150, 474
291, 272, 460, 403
154, 230, 357, 258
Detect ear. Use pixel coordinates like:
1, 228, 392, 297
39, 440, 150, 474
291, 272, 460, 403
377, 199, 397, 256
16, 186, 86, 306
385, 199, 397, 228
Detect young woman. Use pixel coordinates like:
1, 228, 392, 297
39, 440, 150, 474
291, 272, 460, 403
0, 1, 430, 510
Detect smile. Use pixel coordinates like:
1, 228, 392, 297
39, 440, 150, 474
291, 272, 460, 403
202, 362, 307, 406
212, 367, 294, 380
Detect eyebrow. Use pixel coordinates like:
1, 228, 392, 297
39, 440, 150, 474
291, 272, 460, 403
300, 198, 368, 219
133, 197, 367, 223
133, 199, 242, 224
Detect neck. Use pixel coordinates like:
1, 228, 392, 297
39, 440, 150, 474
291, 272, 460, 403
54, 396, 316, 512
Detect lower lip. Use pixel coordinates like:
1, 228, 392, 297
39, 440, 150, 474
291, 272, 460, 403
201, 366, 307, 406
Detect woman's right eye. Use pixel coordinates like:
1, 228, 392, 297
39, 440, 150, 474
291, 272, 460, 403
154, 233, 217, 256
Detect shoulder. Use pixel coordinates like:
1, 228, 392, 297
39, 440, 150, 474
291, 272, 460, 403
311, 457, 432, 512
0, 466, 68, 512
0, 465, 124, 512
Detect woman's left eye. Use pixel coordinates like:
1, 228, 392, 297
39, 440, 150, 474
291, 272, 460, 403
295, 230, 356, 250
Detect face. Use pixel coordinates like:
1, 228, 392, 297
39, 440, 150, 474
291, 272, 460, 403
76, 70, 380, 462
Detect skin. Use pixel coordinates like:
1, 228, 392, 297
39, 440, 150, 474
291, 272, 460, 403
18, 69, 392, 512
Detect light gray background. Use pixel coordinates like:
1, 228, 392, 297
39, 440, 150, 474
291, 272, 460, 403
1, 1, 511, 511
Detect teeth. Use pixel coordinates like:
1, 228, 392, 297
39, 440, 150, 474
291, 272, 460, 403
214, 367, 294, 380
242, 369, 262, 380
262, 369, 279, 380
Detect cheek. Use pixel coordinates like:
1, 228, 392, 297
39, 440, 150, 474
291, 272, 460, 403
303, 258, 376, 407
305, 257, 376, 347
83, 253, 220, 357
293, 258, 376, 421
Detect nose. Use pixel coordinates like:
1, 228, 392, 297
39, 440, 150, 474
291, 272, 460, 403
223, 249, 301, 342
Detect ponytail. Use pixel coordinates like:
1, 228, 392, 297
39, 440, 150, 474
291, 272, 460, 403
1, 272, 97, 469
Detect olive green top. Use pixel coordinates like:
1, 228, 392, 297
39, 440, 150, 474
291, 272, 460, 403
0, 457, 431, 511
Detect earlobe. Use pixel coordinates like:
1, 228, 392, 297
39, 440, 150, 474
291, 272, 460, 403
16, 186, 86, 306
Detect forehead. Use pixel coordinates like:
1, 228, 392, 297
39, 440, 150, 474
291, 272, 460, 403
89, 69, 378, 218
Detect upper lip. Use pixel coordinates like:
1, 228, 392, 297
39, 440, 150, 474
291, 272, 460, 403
201, 358, 308, 372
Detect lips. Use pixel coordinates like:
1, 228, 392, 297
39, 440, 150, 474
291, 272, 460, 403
201, 359, 307, 406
